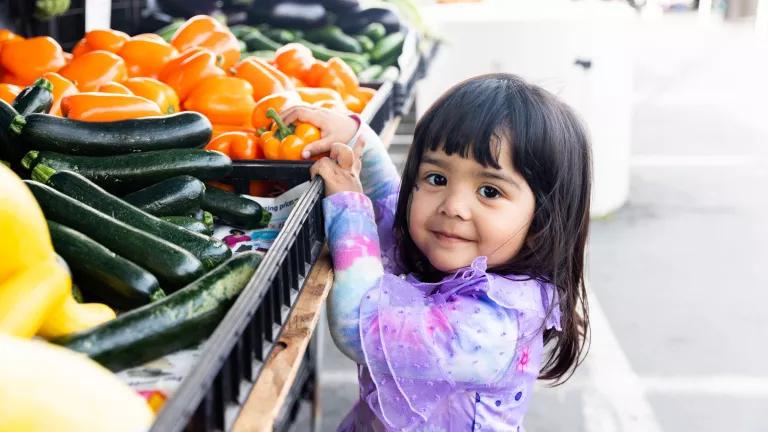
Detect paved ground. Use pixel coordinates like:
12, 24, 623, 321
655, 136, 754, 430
293, 13, 768, 432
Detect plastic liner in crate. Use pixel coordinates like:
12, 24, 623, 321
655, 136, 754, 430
148, 171, 326, 432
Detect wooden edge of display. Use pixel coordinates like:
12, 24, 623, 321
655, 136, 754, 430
233, 246, 334, 432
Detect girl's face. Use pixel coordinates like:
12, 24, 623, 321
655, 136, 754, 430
408, 144, 536, 272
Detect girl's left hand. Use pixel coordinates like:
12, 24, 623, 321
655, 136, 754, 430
310, 138, 365, 196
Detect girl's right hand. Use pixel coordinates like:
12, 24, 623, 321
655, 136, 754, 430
279, 106, 359, 160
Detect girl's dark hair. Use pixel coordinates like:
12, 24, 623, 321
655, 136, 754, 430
394, 73, 591, 383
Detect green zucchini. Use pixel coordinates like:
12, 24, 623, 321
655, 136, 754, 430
305, 26, 363, 54
230, 24, 256, 39
241, 29, 282, 51
371, 32, 405, 63
122, 175, 206, 217
54, 251, 263, 371
354, 35, 374, 53
25, 180, 205, 289
9, 111, 212, 156
12, 78, 54, 115
35, 168, 231, 270
160, 216, 213, 236
242, 50, 277, 60
21, 149, 232, 194
48, 220, 165, 310
0, 100, 20, 170
202, 186, 271, 229
296, 39, 369, 66
362, 23, 386, 42
155, 20, 184, 42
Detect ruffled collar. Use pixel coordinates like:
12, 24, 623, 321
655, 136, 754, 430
405, 256, 491, 304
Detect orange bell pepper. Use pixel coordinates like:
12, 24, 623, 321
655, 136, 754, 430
212, 124, 256, 138
118, 37, 178, 78
159, 48, 224, 102
41, 72, 78, 116
0, 30, 22, 58
206, 131, 263, 160
98, 81, 132, 95
354, 86, 376, 105
197, 30, 240, 70
59, 50, 128, 92
245, 57, 293, 89
170, 15, 225, 52
0, 37, 66, 86
273, 43, 314, 81
183, 76, 255, 126
260, 108, 320, 160
84, 29, 129, 54
71, 39, 91, 57
312, 99, 349, 113
132, 33, 167, 43
61, 92, 162, 122
0, 83, 22, 104
342, 92, 364, 113
296, 87, 342, 104
122, 77, 179, 114
231, 57, 286, 102
326, 57, 359, 93
249, 180, 287, 197
206, 181, 235, 192
251, 91, 303, 130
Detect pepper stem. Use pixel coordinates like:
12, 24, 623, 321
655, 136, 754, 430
9, 115, 26, 136
202, 211, 214, 230
31, 163, 56, 183
265, 108, 294, 140
258, 208, 272, 228
21, 150, 39, 170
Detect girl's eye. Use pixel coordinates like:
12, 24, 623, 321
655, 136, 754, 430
479, 185, 501, 199
425, 173, 447, 186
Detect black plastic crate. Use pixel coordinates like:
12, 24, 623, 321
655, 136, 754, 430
359, 81, 394, 135
148, 166, 326, 432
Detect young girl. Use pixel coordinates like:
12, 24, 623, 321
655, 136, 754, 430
282, 73, 591, 431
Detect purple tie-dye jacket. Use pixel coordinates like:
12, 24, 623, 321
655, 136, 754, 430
324, 122, 561, 431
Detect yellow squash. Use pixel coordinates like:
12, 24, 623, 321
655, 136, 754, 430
0, 334, 154, 432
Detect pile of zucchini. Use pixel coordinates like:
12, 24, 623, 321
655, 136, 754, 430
0, 78, 275, 371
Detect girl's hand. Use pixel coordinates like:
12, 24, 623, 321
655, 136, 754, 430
310, 138, 366, 196
280, 106, 359, 160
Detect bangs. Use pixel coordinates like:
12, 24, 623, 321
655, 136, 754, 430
416, 77, 522, 170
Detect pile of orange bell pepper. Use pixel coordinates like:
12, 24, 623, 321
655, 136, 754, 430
0, 15, 378, 162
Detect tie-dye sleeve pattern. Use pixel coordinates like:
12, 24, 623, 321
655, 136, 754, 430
324, 191, 385, 362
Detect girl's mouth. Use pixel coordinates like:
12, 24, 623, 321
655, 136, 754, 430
431, 230, 472, 244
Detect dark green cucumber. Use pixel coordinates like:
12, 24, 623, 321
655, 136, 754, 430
230, 24, 256, 39
48, 220, 165, 310
54, 251, 263, 371
241, 29, 282, 51
296, 39, 369, 66
371, 32, 405, 63
160, 216, 213, 236
12, 78, 54, 115
122, 175, 206, 217
21, 148, 232, 194
25, 180, 205, 289
362, 22, 386, 42
378, 65, 400, 81
354, 35, 374, 53
357, 65, 384, 83
10, 111, 212, 156
202, 187, 271, 229
35, 168, 231, 270
262, 27, 299, 44
305, 26, 363, 54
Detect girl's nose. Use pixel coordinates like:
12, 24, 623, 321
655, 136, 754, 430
438, 191, 471, 220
